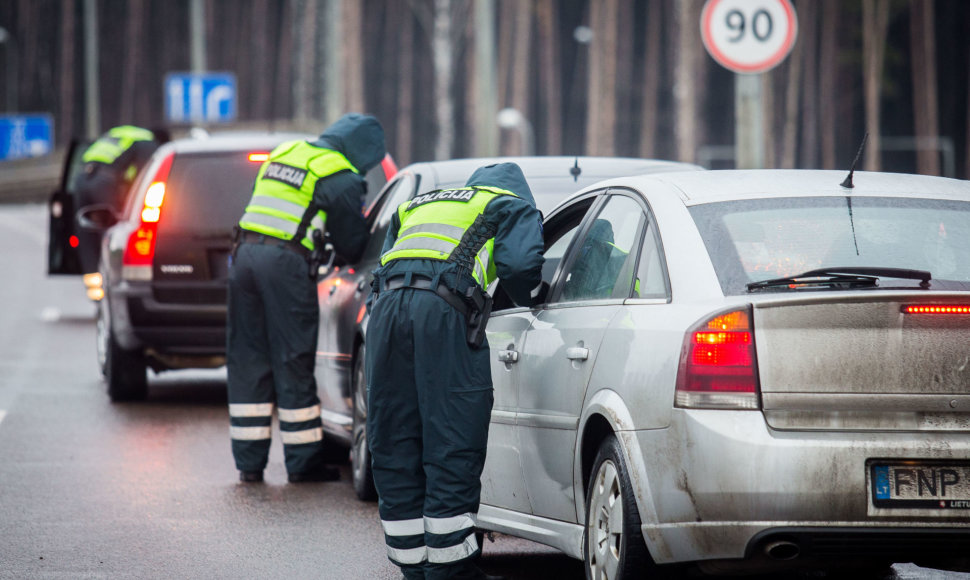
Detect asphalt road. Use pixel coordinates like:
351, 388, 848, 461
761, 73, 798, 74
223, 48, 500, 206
0, 202, 966, 580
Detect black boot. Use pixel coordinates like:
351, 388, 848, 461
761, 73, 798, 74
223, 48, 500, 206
239, 470, 263, 483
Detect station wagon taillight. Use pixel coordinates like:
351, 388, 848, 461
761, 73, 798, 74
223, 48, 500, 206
122, 151, 174, 281
248, 152, 270, 162
675, 307, 761, 410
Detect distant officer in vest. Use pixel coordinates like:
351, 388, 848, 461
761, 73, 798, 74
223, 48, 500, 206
227, 113, 385, 484
74, 125, 168, 273
366, 163, 544, 580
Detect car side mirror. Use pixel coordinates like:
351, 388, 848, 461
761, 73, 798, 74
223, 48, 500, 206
76, 204, 121, 231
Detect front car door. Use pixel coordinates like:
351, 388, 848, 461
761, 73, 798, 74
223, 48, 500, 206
516, 191, 649, 522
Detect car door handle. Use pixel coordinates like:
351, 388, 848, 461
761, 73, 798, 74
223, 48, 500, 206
498, 350, 519, 363
565, 347, 589, 361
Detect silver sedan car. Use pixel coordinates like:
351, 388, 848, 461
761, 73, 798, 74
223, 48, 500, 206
477, 170, 970, 578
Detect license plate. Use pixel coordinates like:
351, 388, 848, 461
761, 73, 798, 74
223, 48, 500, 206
870, 461, 970, 509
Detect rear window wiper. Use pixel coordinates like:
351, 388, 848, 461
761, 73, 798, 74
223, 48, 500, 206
746, 267, 931, 292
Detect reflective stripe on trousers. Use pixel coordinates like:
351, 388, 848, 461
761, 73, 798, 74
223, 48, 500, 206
381, 513, 479, 566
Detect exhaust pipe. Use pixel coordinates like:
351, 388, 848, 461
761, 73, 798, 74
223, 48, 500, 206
764, 540, 800, 561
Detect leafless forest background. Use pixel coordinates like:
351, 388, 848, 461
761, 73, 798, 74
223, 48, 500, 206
1, 0, 969, 177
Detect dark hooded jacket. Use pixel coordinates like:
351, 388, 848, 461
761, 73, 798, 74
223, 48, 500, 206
309, 113, 386, 263
378, 162, 545, 306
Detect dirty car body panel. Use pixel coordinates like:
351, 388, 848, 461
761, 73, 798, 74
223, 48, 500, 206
476, 170, 970, 576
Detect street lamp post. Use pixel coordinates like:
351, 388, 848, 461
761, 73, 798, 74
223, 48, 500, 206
0, 26, 18, 113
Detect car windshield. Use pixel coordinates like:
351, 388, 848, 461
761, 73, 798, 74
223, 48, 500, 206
157, 152, 264, 235
689, 196, 970, 295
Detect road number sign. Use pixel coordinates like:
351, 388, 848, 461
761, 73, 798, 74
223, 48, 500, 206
701, 0, 798, 74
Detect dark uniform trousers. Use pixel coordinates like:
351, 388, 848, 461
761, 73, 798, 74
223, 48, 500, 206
366, 286, 493, 580
226, 242, 325, 474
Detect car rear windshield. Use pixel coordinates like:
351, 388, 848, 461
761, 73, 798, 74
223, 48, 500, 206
157, 152, 263, 235
689, 196, 970, 295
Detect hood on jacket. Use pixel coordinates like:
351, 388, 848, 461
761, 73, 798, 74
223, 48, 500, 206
311, 113, 386, 173
464, 162, 536, 207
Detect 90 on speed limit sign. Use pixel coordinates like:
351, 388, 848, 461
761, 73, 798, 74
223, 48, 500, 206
701, 0, 798, 74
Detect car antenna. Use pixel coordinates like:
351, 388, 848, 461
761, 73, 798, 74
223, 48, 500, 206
570, 157, 582, 182
841, 133, 868, 255
840, 133, 868, 189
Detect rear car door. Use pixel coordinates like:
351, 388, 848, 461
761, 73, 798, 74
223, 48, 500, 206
516, 191, 648, 522
47, 139, 90, 274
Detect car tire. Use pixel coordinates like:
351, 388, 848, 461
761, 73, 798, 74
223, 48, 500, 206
584, 435, 652, 580
351, 343, 377, 501
101, 301, 148, 402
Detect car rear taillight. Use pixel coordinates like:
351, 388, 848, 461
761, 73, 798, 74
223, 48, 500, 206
248, 152, 270, 163
122, 152, 174, 281
675, 307, 760, 410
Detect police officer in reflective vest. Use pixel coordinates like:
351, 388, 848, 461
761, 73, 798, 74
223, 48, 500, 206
366, 163, 544, 580
227, 113, 385, 484
75, 125, 167, 273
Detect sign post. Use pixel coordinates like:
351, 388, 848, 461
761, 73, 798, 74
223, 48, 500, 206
700, 0, 798, 169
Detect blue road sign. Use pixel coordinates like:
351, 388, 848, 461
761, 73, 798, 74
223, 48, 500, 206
165, 72, 237, 124
0, 114, 54, 161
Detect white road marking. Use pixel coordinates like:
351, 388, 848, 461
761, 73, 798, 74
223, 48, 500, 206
0, 410, 6, 426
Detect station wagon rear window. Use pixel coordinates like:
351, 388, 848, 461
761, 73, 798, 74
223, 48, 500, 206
157, 153, 264, 235
689, 197, 970, 295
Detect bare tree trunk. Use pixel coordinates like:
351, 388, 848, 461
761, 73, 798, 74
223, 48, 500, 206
798, 0, 819, 167
343, 0, 365, 112
506, 0, 532, 155
293, 0, 317, 121
639, 0, 662, 158
862, 0, 889, 172
615, 0, 635, 153
58, 0, 75, 143
910, 0, 940, 175
537, 0, 561, 155
819, 0, 839, 169
586, 0, 618, 155
674, 0, 699, 163
274, 0, 294, 122
397, 5, 414, 165
432, 0, 454, 159
120, 0, 143, 123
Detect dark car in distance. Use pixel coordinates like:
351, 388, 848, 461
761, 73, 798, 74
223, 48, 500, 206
314, 156, 702, 500
95, 131, 395, 402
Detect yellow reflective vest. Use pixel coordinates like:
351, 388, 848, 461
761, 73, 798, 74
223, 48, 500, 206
380, 186, 518, 289
82, 125, 155, 167
239, 140, 357, 251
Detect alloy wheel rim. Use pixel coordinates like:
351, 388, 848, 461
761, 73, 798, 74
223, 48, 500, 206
587, 459, 623, 580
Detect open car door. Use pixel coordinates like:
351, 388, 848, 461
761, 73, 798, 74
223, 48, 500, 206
47, 139, 89, 275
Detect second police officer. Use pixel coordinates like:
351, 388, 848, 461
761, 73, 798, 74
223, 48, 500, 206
74, 125, 168, 274
366, 162, 545, 580
227, 113, 385, 484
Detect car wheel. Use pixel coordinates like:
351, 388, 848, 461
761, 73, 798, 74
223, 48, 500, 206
351, 343, 377, 501
584, 435, 651, 580
103, 304, 148, 402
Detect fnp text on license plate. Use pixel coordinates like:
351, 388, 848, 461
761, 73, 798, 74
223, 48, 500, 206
870, 461, 970, 509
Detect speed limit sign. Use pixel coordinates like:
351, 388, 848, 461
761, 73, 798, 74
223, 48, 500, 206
701, 0, 798, 74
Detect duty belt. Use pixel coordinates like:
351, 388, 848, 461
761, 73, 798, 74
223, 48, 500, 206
382, 274, 469, 316
237, 230, 311, 259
